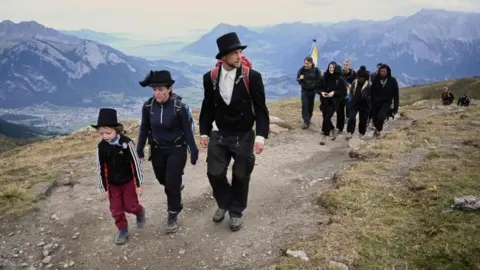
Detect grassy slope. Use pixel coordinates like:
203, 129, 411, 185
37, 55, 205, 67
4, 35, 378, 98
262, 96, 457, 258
271, 78, 480, 269
0, 78, 480, 262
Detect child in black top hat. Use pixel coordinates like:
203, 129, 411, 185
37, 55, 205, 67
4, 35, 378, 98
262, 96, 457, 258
92, 108, 146, 245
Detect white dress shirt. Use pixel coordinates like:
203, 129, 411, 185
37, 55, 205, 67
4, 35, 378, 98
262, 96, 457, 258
201, 65, 265, 145
218, 65, 236, 105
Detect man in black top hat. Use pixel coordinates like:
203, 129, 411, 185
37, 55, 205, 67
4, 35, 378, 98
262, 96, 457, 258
199, 32, 270, 231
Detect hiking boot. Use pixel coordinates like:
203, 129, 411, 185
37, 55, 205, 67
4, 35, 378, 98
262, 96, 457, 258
359, 134, 365, 140
373, 130, 381, 139
345, 133, 353, 140
212, 208, 226, 223
115, 229, 129, 245
331, 129, 338, 140
165, 211, 179, 234
301, 122, 310, 130
136, 208, 146, 229
229, 216, 243, 232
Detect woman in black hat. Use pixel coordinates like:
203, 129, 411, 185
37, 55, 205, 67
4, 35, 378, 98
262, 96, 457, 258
137, 70, 199, 234
93, 108, 146, 245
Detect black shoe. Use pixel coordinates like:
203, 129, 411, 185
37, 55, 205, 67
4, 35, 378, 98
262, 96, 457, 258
301, 122, 310, 130
165, 211, 178, 234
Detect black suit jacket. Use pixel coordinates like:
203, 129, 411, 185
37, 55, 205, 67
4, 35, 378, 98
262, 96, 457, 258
199, 67, 270, 139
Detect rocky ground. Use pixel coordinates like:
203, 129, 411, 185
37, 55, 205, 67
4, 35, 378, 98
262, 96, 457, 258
0, 110, 421, 270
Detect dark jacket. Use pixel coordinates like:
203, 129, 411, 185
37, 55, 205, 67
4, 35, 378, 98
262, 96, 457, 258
96, 135, 143, 192
136, 95, 198, 159
343, 68, 356, 84
370, 65, 399, 113
350, 79, 371, 108
458, 94, 470, 106
297, 66, 322, 92
199, 67, 270, 138
441, 91, 454, 105
320, 62, 347, 105
370, 72, 377, 83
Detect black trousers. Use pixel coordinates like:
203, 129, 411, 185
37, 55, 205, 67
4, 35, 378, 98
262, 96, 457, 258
347, 104, 369, 135
335, 98, 346, 132
301, 90, 316, 123
370, 102, 391, 132
150, 145, 187, 213
320, 102, 335, 136
206, 130, 255, 217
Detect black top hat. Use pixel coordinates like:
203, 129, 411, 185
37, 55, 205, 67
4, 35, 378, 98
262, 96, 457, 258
91, 108, 122, 128
215, 32, 247, 59
139, 70, 175, 88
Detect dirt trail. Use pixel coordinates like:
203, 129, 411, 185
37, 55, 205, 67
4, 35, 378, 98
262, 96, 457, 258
0, 113, 415, 270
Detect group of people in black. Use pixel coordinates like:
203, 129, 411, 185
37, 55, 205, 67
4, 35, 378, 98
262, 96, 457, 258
93, 32, 270, 244
94, 29, 473, 246
442, 86, 470, 106
297, 59, 399, 140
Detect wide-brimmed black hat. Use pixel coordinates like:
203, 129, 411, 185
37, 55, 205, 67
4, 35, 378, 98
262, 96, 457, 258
215, 32, 247, 59
91, 108, 122, 129
139, 70, 175, 88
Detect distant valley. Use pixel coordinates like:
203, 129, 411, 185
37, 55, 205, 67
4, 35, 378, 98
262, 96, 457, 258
1, 8, 479, 135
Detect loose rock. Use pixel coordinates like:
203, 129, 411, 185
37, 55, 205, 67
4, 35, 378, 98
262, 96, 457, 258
285, 249, 309, 261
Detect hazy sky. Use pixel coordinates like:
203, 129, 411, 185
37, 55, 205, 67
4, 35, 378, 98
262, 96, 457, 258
1, 0, 479, 40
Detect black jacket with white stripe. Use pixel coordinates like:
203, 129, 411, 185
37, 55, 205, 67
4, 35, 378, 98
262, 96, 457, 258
96, 135, 143, 191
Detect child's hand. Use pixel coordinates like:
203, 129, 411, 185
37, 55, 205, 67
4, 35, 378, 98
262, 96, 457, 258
136, 187, 142, 197
100, 191, 108, 202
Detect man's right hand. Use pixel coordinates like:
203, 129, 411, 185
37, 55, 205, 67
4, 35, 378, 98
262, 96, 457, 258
299, 75, 304, 80
200, 137, 209, 148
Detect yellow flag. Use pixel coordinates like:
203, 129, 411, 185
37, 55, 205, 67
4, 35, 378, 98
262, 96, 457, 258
310, 39, 319, 67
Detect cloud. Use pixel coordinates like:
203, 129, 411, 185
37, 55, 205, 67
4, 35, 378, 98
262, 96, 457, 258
0, 0, 479, 40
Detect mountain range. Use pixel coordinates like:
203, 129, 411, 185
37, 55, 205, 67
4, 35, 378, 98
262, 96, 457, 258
181, 9, 480, 87
1, 8, 479, 109
0, 20, 198, 108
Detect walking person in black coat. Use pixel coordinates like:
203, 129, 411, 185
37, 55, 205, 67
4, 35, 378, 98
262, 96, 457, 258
346, 66, 371, 139
343, 59, 357, 122
319, 61, 347, 141
370, 64, 399, 138
199, 32, 270, 232
297, 56, 322, 129
136, 70, 199, 234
